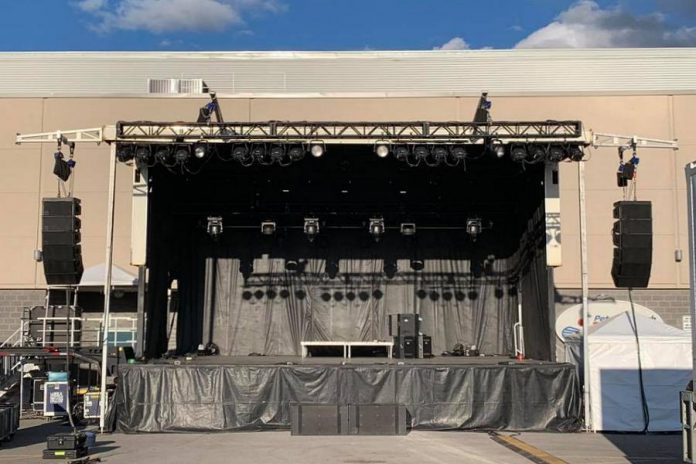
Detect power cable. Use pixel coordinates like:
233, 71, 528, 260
627, 287, 650, 433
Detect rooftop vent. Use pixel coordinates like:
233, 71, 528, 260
147, 78, 205, 94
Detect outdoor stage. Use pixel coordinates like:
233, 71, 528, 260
110, 355, 581, 433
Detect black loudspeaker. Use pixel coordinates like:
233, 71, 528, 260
42, 198, 83, 285
394, 336, 417, 358
421, 335, 432, 358
389, 314, 421, 338
348, 405, 409, 436
611, 201, 652, 288
290, 404, 349, 436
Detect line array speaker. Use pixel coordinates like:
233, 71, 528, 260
42, 197, 83, 285
611, 200, 652, 288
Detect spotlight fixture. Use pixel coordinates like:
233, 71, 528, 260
413, 145, 429, 160
285, 259, 299, 272
384, 258, 398, 279
310, 143, 325, 158
134, 146, 150, 164
232, 145, 249, 162
155, 146, 173, 165
375, 144, 390, 158
450, 145, 467, 160
193, 144, 207, 159
395, 145, 410, 161
400, 223, 416, 236
466, 218, 483, 242
269, 144, 286, 163
251, 144, 266, 162
410, 259, 425, 271
547, 145, 564, 162
368, 218, 385, 242
206, 216, 223, 240
568, 145, 585, 161
304, 217, 320, 242
116, 146, 134, 163
432, 146, 448, 162
325, 258, 339, 279
528, 145, 546, 163
174, 146, 190, 163
489, 140, 505, 158
288, 145, 305, 162
510, 144, 527, 162
261, 221, 276, 235
239, 258, 254, 280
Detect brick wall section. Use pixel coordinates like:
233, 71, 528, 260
0, 289, 46, 343
554, 288, 691, 360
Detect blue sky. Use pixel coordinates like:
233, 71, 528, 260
0, 0, 694, 51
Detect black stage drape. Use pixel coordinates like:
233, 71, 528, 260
171, 231, 519, 357
113, 363, 581, 432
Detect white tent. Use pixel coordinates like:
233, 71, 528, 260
588, 311, 692, 432
78, 263, 138, 288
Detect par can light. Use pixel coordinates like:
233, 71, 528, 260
310, 144, 324, 158
375, 144, 390, 158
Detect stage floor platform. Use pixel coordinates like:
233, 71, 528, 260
111, 355, 582, 434
150, 354, 543, 366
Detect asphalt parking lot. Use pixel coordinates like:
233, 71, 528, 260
0, 419, 682, 464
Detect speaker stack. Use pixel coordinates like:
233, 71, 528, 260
389, 313, 432, 359
41, 198, 84, 286
611, 200, 652, 288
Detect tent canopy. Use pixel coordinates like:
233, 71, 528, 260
79, 264, 138, 288
588, 311, 689, 342
586, 311, 691, 432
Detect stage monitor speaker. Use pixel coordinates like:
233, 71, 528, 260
611, 201, 652, 288
290, 404, 349, 436
394, 336, 417, 359
348, 405, 409, 436
42, 198, 83, 286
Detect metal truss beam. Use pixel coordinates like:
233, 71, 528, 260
15, 127, 105, 145
591, 132, 679, 150
114, 120, 586, 145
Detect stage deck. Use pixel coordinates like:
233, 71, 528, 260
111, 356, 582, 434
151, 354, 540, 367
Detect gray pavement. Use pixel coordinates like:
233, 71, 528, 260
0, 419, 683, 464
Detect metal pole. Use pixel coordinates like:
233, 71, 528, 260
578, 161, 592, 431
135, 266, 146, 358
99, 144, 117, 433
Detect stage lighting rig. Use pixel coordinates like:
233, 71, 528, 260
567, 145, 585, 161
232, 145, 253, 166
510, 144, 527, 163
288, 145, 305, 162
410, 259, 425, 271
206, 216, 223, 240
369, 218, 385, 242
528, 145, 546, 163
155, 146, 175, 166
174, 146, 190, 163
400, 223, 416, 236
432, 146, 449, 165
116, 145, 134, 163
193, 144, 208, 159
466, 218, 483, 242
261, 221, 276, 235
450, 145, 467, 161
270, 144, 287, 165
375, 143, 390, 158
133, 145, 151, 165
252, 144, 271, 165
310, 143, 325, 158
394, 145, 410, 161
413, 145, 429, 162
489, 140, 505, 159
304, 217, 320, 242
547, 145, 564, 162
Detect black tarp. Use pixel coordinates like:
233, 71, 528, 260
113, 363, 581, 433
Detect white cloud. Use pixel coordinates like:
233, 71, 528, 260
435, 37, 470, 50
76, 0, 284, 33
516, 0, 696, 48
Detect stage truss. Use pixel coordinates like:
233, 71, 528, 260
17, 120, 588, 146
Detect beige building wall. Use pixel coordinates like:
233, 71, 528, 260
1, 94, 693, 291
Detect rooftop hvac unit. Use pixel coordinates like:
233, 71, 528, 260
147, 78, 204, 94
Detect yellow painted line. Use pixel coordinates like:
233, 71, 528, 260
490, 433, 569, 464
